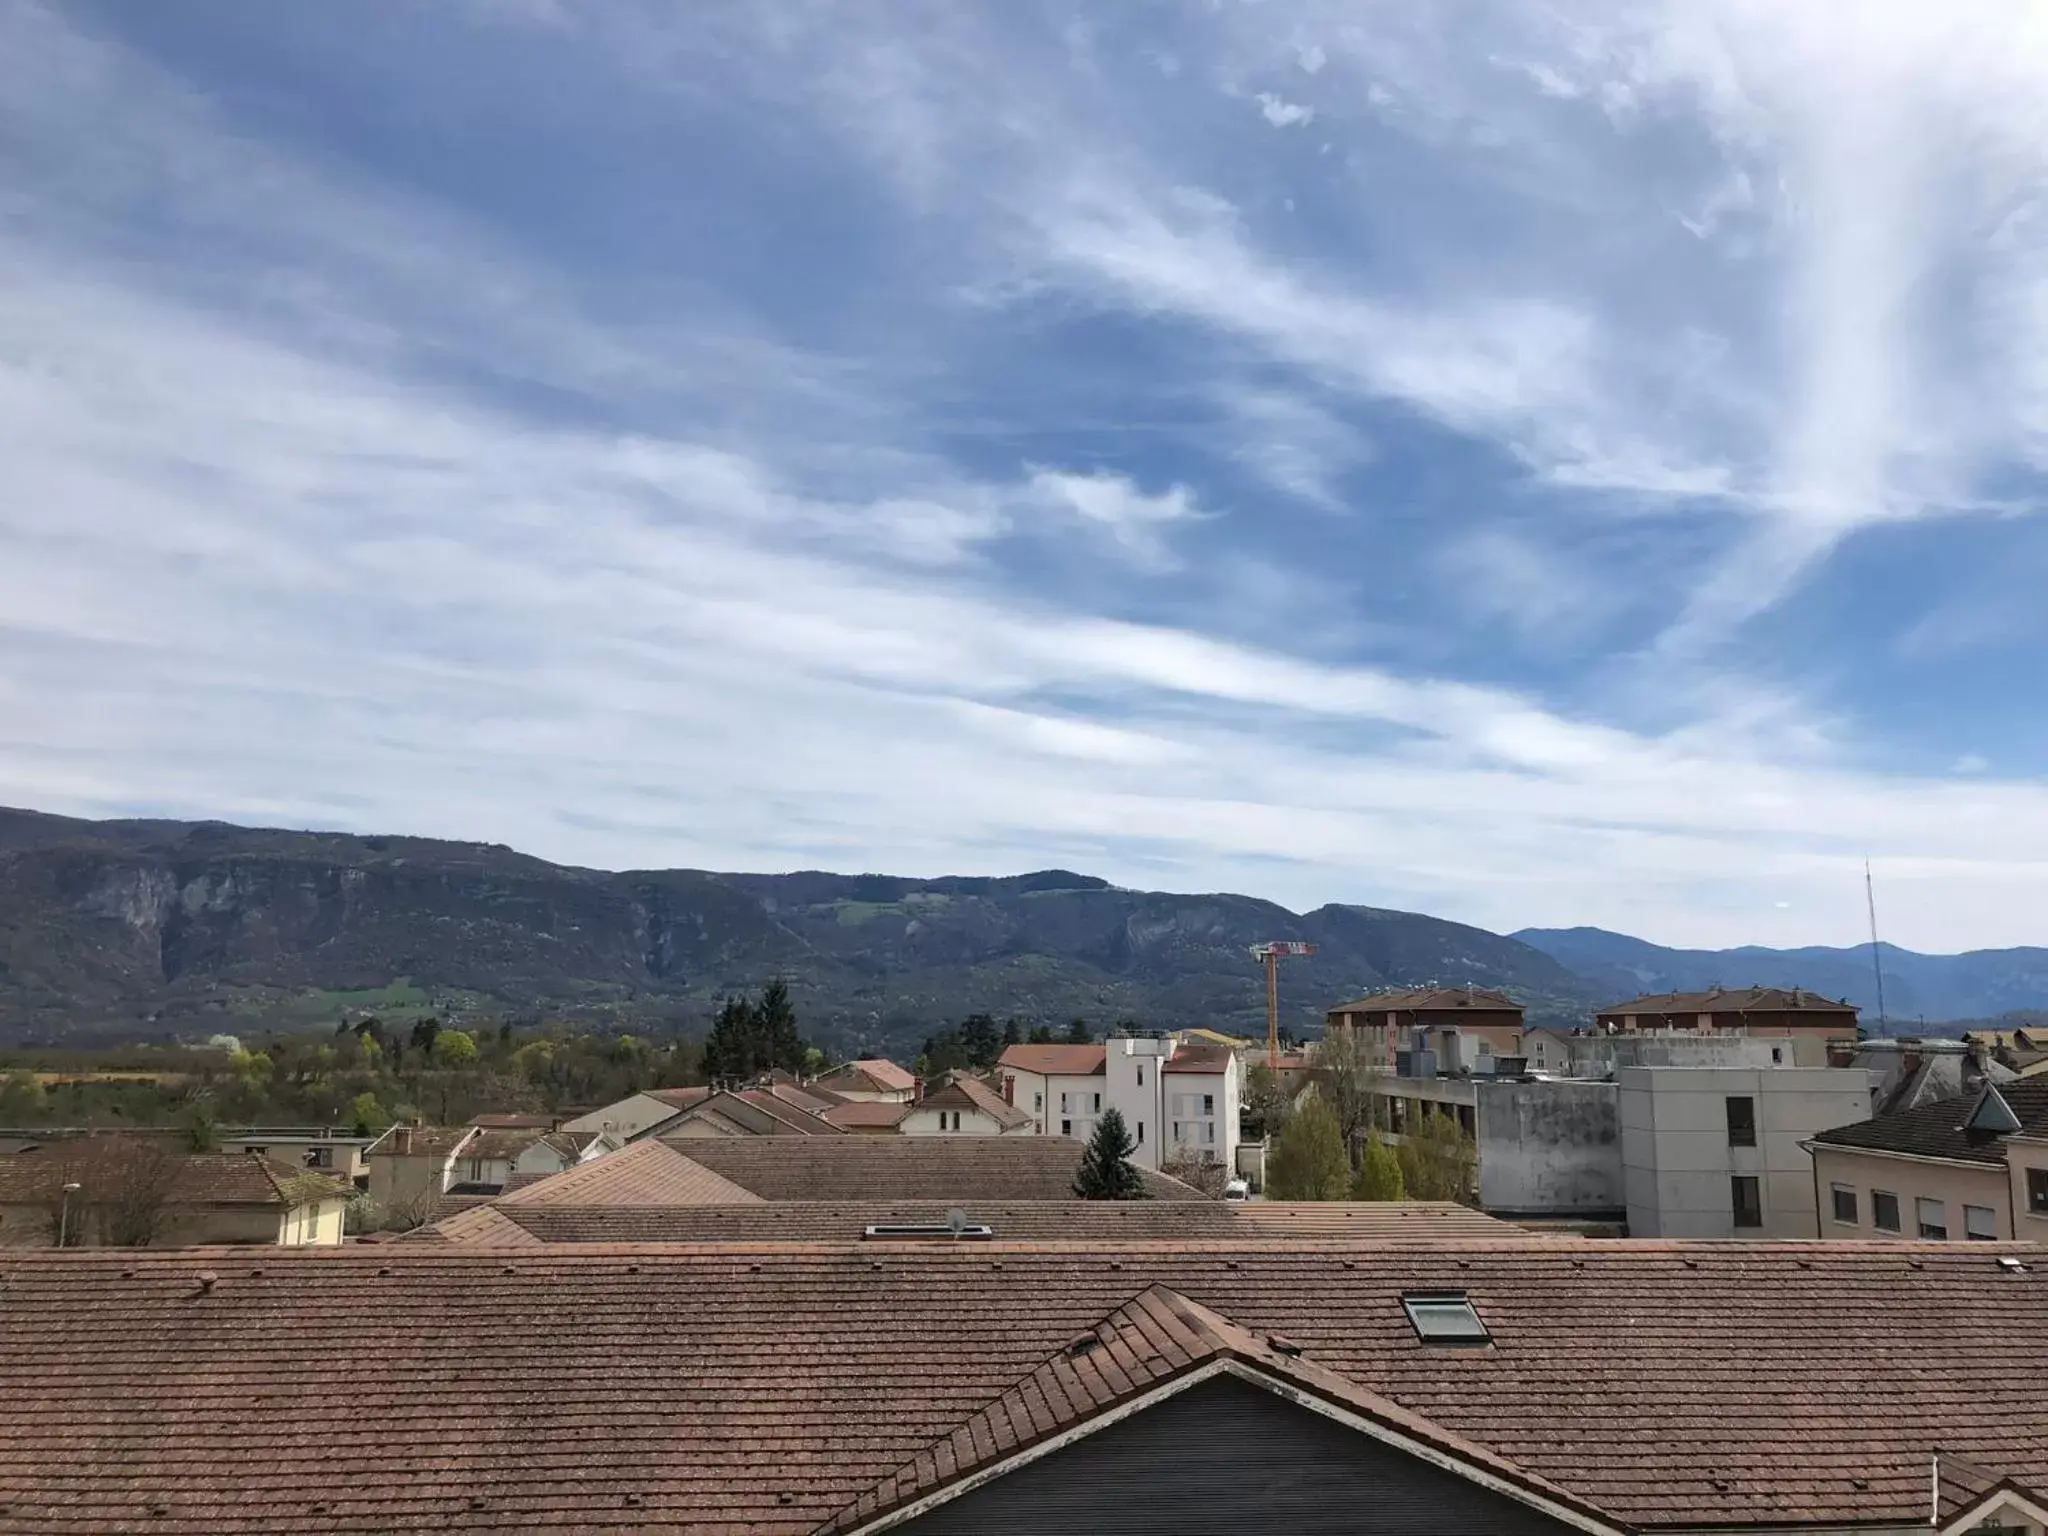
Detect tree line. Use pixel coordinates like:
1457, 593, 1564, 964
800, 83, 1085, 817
915, 1014, 1099, 1076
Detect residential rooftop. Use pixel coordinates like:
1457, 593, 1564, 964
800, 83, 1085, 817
1598, 987, 1859, 1015
1809, 1080, 2048, 1167
0, 1240, 2039, 1533
419, 1199, 1527, 1246
1330, 987, 1523, 1013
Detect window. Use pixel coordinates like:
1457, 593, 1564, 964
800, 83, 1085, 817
2029, 1168, 2048, 1215
1136, 1122, 1144, 1144
1770, 1046, 1784, 1064
1965, 1204, 1998, 1241
1060, 1119, 1072, 1136
1725, 1096, 1757, 1148
1400, 1293, 1491, 1345
1137, 1066, 1144, 1087
1830, 1184, 1858, 1225
1731, 1175, 1762, 1228
1092, 1093, 1102, 1113
1033, 1092, 1043, 1114
1872, 1190, 1901, 1233
1917, 1197, 1947, 1240
1202, 1094, 1214, 1116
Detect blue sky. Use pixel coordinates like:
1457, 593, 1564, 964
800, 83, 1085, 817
4, 1, 2047, 951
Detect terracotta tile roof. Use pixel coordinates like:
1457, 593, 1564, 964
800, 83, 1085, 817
650, 1090, 846, 1138
821, 1100, 914, 1130
997, 1043, 1106, 1076
815, 1059, 917, 1094
645, 1086, 713, 1110
493, 1140, 764, 1208
820, 1283, 1600, 1535
917, 1072, 1031, 1129
0, 1146, 349, 1209
366, 1126, 477, 1160
1598, 987, 1858, 1016
1161, 1043, 1233, 1075
468, 1114, 555, 1131
1332, 987, 1523, 1013
660, 1135, 1210, 1202
458, 1129, 548, 1163
1809, 1081, 2048, 1167
464, 1200, 1538, 1246
0, 1240, 2042, 1532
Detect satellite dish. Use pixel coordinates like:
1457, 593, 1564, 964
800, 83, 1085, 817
947, 1207, 968, 1236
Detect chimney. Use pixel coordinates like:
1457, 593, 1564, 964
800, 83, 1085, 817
392, 1127, 412, 1156
912, 1077, 926, 1105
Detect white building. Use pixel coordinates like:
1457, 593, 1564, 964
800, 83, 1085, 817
997, 1037, 1240, 1173
898, 1071, 1035, 1136
1619, 1066, 1878, 1238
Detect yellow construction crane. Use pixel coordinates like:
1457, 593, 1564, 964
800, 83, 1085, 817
1248, 941, 1317, 1070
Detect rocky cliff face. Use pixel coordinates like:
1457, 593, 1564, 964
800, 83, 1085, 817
0, 806, 1603, 1049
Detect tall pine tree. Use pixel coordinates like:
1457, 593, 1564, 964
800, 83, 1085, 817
1072, 1107, 1149, 1200
756, 979, 804, 1074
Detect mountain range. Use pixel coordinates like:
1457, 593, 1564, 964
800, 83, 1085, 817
0, 806, 2041, 1052
1512, 927, 2048, 1031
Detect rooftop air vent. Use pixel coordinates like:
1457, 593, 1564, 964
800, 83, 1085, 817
1400, 1292, 1491, 1346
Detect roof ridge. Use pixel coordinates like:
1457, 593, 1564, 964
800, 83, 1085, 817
813, 1283, 1600, 1536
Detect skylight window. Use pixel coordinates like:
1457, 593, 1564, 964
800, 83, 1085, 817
1401, 1292, 1491, 1345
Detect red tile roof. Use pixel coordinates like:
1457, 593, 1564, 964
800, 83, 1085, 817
1598, 987, 1858, 1016
366, 1126, 477, 1160
815, 1059, 917, 1094
917, 1072, 1031, 1130
998, 1044, 1106, 1076
646, 1086, 713, 1110
1162, 1043, 1233, 1075
0, 1241, 2041, 1532
821, 1100, 914, 1130
494, 1140, 763, 1208
820, 1284, 1601, 1534
453, 1200, 1534, 1246
1332, 987, 1523, 1013
0, 1145, 349, 1209
467, 1114, 555, 1130
659, 1134, 1208, 1202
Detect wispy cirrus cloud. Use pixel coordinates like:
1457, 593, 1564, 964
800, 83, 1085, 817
4, 0, 2048, 955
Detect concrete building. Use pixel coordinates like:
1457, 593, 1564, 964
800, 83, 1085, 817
998, 1037, 1241, 1173
1375, 1074, 1624, 1223
1326, 987, 1524, 1071
1620, 1066, 1878, 1238
214, 1127, 376, 1187
1809, 1079, 2048, 1243
1596, 987, 1860, 1044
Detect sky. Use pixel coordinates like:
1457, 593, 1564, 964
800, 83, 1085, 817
4, 1, 2048, 953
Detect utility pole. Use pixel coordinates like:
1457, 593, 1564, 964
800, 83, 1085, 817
1249, 942, 1317, 1070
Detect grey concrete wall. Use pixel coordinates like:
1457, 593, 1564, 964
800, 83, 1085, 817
1474, 1081, 1622, 1216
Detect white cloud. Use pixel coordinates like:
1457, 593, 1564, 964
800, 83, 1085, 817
6, 0, 2048, 958
1256, 92, 1314, 127
1023, 469, 1208, 569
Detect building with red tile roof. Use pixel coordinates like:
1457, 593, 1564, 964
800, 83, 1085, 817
0, 1238, 2043, 1532
0, 1143, 351, 1248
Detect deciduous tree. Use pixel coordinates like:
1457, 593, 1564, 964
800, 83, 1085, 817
1352, 1128, 1406, 1201
1265, 1093, 1349, 1201
1397, 1112, 1478, 1202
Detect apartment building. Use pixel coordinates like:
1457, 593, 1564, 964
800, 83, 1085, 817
1620, 1066, 1877, 1238
997, 1037, 1240, 1171
1597, 986, 1861, 1044
1808, 1080, 2048, 1243
898, 1071, 1034, 1136
1325, 987, 1525, 1070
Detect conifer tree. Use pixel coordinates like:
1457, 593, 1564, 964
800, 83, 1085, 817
1072, 1107, 1149, 1199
